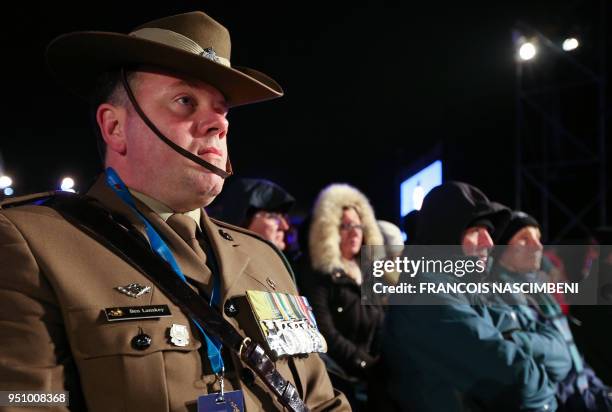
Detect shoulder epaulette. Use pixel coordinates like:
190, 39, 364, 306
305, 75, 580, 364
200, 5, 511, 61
0, 191, 58, 210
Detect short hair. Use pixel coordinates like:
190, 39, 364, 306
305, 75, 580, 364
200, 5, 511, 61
88, 69, 138, 162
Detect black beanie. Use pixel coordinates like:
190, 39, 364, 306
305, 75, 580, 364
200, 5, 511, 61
497, 211, 540, 245
467, 218, 495, 234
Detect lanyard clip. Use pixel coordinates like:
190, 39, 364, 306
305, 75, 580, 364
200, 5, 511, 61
215, 367, 226, 403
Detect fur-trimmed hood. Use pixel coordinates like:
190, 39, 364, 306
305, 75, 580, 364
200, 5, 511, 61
308, 183, 383, 276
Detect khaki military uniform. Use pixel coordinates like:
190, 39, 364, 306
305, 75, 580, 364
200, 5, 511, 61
0, 175, 349, 411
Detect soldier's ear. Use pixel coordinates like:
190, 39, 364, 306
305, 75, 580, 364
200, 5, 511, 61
97, 103, 127, 156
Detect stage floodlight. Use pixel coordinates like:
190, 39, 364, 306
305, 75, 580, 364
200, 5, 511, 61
518, 42, 537, 61
0, 175, 12, 189
562, 37, 579, 51
60, 177, 75, 192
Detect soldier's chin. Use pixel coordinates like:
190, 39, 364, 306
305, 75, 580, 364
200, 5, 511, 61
206, 177, 224, 198
189, 175, 224, 208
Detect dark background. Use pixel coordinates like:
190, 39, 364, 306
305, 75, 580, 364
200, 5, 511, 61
0, 0, 609, 241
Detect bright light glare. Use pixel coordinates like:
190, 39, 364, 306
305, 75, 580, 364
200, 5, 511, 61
562, 38, 579, 51
60, 177, 75, 191
0, 176, 12, 189
519, 42, 537, 61
3, 187, 13, 196
412, 184, 425, 211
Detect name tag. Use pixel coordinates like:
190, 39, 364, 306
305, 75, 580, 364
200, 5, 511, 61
104, 305, 172, 322
198, 390, 244, 412
245, 290, 327, 358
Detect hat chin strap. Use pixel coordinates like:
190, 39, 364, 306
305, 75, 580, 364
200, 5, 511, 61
120, 68, 233, 179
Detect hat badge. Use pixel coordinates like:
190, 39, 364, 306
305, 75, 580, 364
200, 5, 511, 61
200, 47, 220, 63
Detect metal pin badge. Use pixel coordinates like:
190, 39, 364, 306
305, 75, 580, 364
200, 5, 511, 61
169, 324, 190, 347
266, 277, 277, 290
116, 283, 151, 298
200, 47, 220, 63
218, 229, 233, 241
108, 308, 124, 317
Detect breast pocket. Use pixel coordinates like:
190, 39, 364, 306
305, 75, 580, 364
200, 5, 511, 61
66, 307, 203, 412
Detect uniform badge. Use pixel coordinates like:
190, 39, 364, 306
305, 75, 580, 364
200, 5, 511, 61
200, 47, 221, 63
116, 283, 151, 298
108, 308, 123, 317
169, 324, 190, 347
198, 390, 244, 412
104, 305, 172, 322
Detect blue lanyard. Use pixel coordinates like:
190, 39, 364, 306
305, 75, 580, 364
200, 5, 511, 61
105, 167, 224, 374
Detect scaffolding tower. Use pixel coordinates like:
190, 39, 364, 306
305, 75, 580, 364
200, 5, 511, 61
513, 3, 608, 243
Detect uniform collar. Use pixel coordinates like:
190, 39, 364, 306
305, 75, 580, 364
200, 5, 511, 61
129, 189, 202, 230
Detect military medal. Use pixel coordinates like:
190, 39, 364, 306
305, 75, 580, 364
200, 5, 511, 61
245, 290, 327, 358
169, 324, 190, 347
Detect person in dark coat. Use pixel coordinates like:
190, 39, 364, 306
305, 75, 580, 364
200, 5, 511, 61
493, 211, 612, 411
382, 181, 563, 412
208, 177, 295, 251
297, 183, 385, 410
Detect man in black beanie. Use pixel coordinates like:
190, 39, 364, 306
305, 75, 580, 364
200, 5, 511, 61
382, 182, 561, 412
496, 211, 543, 275
493, 211, 612, 412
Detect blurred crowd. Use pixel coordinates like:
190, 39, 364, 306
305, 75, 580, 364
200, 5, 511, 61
208, 177, 612, 412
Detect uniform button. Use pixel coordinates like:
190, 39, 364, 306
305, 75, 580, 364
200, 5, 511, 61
240, 368, 256, 387
219, 229, 233, 241
131, 332, 152, 350
224, 299, 239, 317
337, 307, 344, 313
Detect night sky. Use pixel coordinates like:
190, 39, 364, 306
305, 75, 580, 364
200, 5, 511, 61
0, 1, 608, 241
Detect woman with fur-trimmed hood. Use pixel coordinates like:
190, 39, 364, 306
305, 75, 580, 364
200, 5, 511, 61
297, 183, 385, 410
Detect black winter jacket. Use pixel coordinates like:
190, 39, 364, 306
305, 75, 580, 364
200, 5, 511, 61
299, 264, 385, 379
